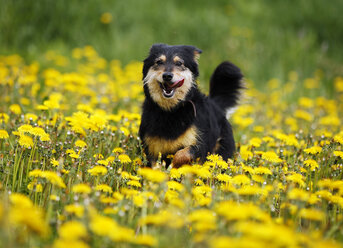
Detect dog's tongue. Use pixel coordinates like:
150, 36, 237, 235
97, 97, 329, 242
169, 79, 184, 89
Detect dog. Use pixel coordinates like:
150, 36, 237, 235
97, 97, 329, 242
139, 44, 243, 168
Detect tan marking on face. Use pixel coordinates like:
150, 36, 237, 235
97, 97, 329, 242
144, 67, 194, 111
159, 55, 166, 62
173, 56, 183, 63
144, 125, 199, 158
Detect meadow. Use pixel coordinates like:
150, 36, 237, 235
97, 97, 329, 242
1, 1, 343, 247
0, 46, 343, 248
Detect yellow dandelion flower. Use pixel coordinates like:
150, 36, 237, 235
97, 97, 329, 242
195, 167, 212, 179
120, 127, 130, 136
50, 194, 60, 201
139, 210, 184, 228
167, 181, 184, 192
315, 190, 333, 201
0, 129, 9, 139
216, 159, 228, 169
230, 174, 251, 186
10, 193, 33, 208
254, 166, 272, 175
169, 168, 181, 179
215, 200, 270, 222
97, 159, 109, 166
72, 184, 92, 194
287, 188, 309, 201
261, 151, 282, 163
18, 134, 34, 148
9, 195, 49, 237
333, 134, 343, 144
90, 213, 118, 237
334, 76, 343, 92
138, 168, 167, 183
29, 169, 43, 178
95, 184, 113, 193
286, 173, 305, 187
103, 207, 119, 215
24, 113, 38, 122
59, 221, 87, 240
27, 182, 43, 192
118, 154, 132, 164
253, 125, 264, 132
93, 153, 104, 159
165, 190, 180, 204
65, 204, 84, 217
88, 166, 107, 176
121, 171, 130, 180
304, 146, 322, 154
248, 137, 262, 147
133, 194, 145, 207
333, 151, 343, 159
188, 209, 216, 224
216, 173, 231, 183
51, 158, 60, 167
299, 208, 325, 222
0, 113, 9, 124
100, 12, 112, 24
41, 171, 66, 188
127, 180, 142, 188
207, 154, 222, 162
53, 239, 90, 248
236, 185, 263, 196
69, 151, 80, 159
112, 147, 124, 154
135, 234, 158, 247
298, 97, 314, 108
9, 104, 21, 114
251, 174, 265, 183
304, 159, 319, 170
75, 139, 87, 148
240, 145, 253, 161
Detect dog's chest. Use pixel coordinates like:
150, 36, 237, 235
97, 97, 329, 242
144, 125, 199, 157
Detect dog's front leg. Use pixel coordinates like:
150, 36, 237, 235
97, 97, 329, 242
172, 147, 194, 168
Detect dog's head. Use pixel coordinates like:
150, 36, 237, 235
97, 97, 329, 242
142, 44, 202, 111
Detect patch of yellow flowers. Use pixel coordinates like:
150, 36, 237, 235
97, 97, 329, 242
0, 48, 343, 247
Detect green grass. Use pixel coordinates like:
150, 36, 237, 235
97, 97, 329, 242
0, 0, 342, 90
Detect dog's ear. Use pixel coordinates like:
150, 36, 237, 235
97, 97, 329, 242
193, 47, 202, 63
184, 45, 202, 63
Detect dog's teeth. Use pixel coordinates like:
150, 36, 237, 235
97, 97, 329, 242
163, 89, 175, 98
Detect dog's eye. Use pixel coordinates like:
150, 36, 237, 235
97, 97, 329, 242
155, 59, 164, 65
175, 61, 183, 66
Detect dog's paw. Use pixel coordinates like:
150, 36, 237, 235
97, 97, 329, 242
172, 147, 193, 168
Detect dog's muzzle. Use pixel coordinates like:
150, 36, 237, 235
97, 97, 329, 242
159, 78, 184, 98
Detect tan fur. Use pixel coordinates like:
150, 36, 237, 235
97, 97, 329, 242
144, 125, 199, 158
172, 147, 193, 168
144, 67, 193, 111
213, 137, 222, 154
194, 51, 201, 64
158, 55, 166, 62
173, 56, 183, 63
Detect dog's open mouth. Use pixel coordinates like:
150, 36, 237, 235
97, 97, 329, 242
159, 79, 184, 98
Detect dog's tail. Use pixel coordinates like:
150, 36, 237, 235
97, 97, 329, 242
209, 61, 244, 112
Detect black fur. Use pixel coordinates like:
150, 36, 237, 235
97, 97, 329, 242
139, 44, 243, 167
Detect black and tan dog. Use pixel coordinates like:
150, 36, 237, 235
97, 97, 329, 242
139, 44, 243, 168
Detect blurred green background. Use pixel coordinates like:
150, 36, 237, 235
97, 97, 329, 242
1, 0, 342, 89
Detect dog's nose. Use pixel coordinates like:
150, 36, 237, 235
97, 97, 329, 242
162, 72, 173, 82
